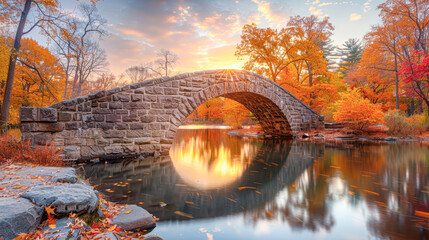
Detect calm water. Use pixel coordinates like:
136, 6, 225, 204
83, 127, 429, 239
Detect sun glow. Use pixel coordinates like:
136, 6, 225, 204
170, 135, 257, 190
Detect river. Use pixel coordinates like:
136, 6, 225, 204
83, 126, 429, 239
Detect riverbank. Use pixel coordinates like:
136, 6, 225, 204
0, 163, 162, 240
226, 124, 429, 142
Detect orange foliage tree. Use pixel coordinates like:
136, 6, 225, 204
333, 89, 385, 130
222, 99, 250, 129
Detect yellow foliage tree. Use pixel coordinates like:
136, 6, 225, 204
333, 89, 385, 130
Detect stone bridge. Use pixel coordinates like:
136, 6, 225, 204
19, 69, 323, 161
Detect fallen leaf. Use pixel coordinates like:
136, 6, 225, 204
174, 211, 193, 218
45, 204, 56, 216
415, 210, 429, 218
13, 185, 22, 189
238, 186, 256, 190
266, 211, 274, 217
107, 224, 117, 231
124, 209, 133, 214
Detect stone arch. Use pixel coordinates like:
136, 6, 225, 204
19, 69, 323, 161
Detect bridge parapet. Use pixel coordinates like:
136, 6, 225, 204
19, 69, 323, 161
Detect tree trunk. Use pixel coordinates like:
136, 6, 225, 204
1, 0, 32, 130
394, 42, 399, 109
410, 97, 415, 115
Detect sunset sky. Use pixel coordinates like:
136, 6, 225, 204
56, 0, 384, 76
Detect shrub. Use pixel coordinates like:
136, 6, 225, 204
333, 89, 385, 130
0, 135, 64, 166
385, 110, 428, 136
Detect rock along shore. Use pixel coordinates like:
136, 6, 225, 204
0, 164, 161, 240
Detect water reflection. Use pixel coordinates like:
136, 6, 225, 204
82, 129, 429, 239
170, 128, 259, 189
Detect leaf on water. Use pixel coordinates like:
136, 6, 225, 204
138, 202, 144, 204
160, 202, 167, 207
122, 195, 127, 198
124, 209, 133, 214
421, 190, 429, 194
364, 190, 380, 196
348, 191, 355, 195
266, 211, 274, 217
185, 201, 195, 205
330, 165, 340, 169
255, 191, 261, 194
30, 176, 38, 179
226, 197, 237, 203
238, 186, 256, 190
174, 211, 193, 218
415, 210, 429, 218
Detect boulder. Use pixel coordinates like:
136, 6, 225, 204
145, 236, 165, 240
21, 183, 99, 214
0, 197, 43, 240
111, 205, 156, 231
42, 218, 83, 240
94, 231, 119, 240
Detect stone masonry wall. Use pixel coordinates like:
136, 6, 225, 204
19, 69, 323, 161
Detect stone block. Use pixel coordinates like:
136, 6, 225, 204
21, 183, 99, 214
141, 115, 155, 123
131, 94, 142, 102
105, 145, 122, 154
149, 123, 161, 130
115, 123, 129, 130
66, 122, 80, 130
104, 130, 126, 138
38, 107, 57, 122
109, 102, 123, 109
58, 112, 73, 122
134, 138, 151, 145
115, 109, 128, 115
164, 88, 179, 95
157, 115, 170, 122
93, 108, 113, 114
143, 95, 157, 102
126, 130, 150, 138
99, 102, 108, 108
122, 115, 138, 122
94, 114, 105, 122
96, 123, 115, 130
113, 94, 130, 102
112, 139, 133, 144
111, 205, 155, 231
81, 146, 105, 157
19, 107, 38, 122
88, 90, 105, 100
130, 123, 146, 130
106, 115, 121, 123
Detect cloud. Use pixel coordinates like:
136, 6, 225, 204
363, 0, 372, 12
350, 13, 361, 21
309, 6, 323, 16
252, 0, 289, 25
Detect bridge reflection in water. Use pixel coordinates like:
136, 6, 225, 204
82, 127, 322, 221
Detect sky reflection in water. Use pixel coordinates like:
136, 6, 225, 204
83, 128, 429, 240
